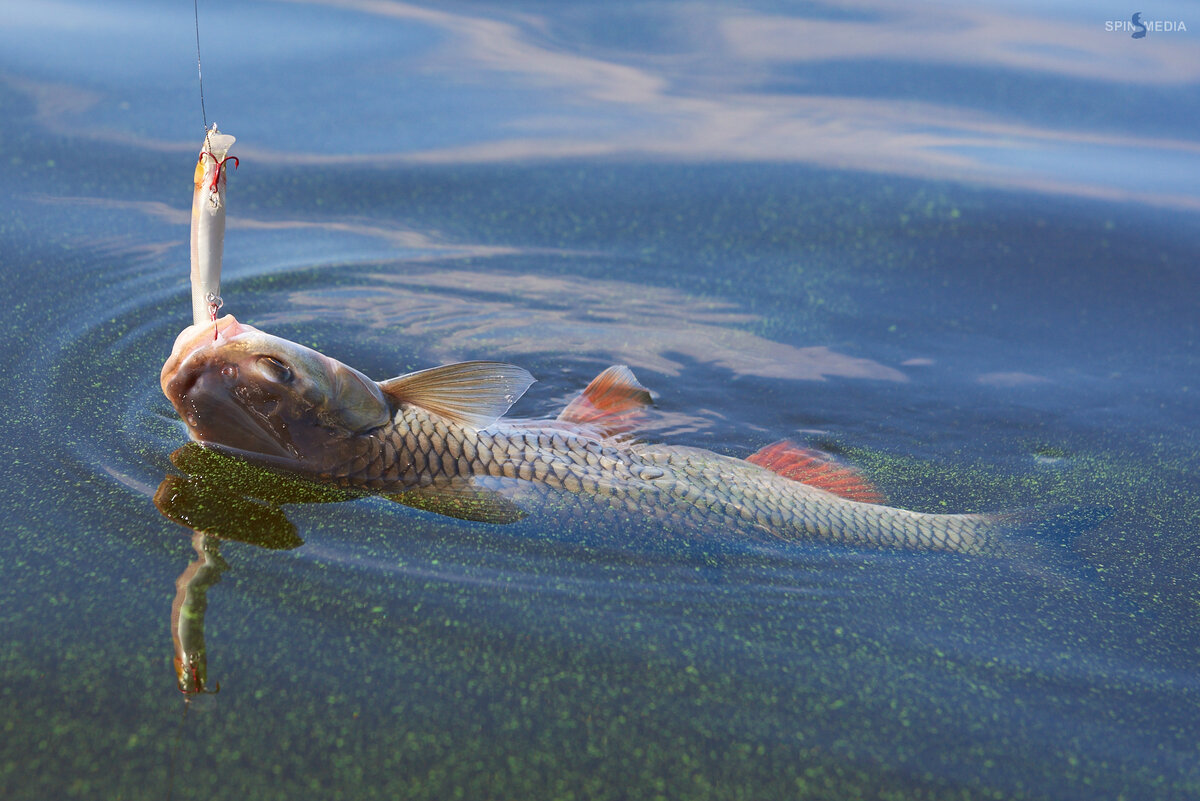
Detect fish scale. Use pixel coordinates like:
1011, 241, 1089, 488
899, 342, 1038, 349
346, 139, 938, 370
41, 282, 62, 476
315, 404, 1007, 555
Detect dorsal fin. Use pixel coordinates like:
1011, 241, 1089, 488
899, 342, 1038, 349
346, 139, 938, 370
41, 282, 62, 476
557, 365, 653, 438
747, 440, 884, 504
378, 361, 534, 429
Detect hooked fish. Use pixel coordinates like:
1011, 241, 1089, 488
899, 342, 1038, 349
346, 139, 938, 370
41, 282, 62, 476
162, 316, 1044, 554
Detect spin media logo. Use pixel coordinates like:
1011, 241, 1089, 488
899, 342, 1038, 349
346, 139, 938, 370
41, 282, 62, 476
1131, 11, 1148, 38
1105, 11, 1188, 38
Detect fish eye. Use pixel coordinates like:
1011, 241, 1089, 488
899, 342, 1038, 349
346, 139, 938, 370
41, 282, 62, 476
256, 355, 293, 383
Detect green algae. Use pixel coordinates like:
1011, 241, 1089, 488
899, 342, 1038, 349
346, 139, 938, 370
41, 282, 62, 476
845, 436, 1200, 617
1, 83, 1198, 801
5, 514, 1197, 801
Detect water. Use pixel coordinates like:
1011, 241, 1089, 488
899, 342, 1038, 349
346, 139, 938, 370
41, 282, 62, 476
2, 1, 1199, 798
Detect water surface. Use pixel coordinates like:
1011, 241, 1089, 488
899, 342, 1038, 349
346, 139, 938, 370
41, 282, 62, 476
1, 1, 1198, 798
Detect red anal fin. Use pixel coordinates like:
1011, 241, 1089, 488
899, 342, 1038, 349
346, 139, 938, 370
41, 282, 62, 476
557, 365, 652, 438
747, 440, 884, 504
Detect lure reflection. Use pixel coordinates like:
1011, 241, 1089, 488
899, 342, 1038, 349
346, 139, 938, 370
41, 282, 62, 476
156, 444, 324, 696
171, 532, 226, 696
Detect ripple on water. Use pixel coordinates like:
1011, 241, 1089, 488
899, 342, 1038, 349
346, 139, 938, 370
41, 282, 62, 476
37, 251, 881, 608
27, 235, 1200, 801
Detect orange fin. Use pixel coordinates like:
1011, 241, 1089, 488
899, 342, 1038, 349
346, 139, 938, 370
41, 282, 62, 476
747, 440, 884, 504
557, 365, 652, 438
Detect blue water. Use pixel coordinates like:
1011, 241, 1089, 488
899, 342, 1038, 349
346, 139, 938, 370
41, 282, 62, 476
2, 1, 1198, 798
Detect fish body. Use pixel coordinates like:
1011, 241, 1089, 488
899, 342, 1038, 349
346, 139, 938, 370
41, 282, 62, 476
313, 406, 1006, 554
162, 316, 1014, 554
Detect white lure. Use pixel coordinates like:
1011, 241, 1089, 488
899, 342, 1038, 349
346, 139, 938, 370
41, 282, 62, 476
189, 126, 237, 327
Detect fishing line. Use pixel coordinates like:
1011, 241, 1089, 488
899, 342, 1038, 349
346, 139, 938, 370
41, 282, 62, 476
164, 700, 190, 801
194, 0, 208, 132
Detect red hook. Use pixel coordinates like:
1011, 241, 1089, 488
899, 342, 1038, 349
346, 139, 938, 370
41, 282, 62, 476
200, 151, 239, 191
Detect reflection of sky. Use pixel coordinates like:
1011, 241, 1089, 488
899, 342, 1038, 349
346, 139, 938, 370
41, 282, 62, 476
1, 0, 1198, 207
963, 0, 1194, 20
947, 142, 1200, 199
2, 1, 415, 88
263, 267, 909, 381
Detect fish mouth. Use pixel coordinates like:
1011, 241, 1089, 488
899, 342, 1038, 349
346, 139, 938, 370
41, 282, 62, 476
166, 367, 298, 461
160, 314, 249, 389
162, 316, 299, 462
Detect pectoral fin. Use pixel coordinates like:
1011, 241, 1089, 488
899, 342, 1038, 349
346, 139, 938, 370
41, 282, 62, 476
379, 361, 535, 429
387, 482, 528, 524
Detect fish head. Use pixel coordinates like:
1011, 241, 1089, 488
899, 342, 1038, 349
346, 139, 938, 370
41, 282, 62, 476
161, 315, 391, 467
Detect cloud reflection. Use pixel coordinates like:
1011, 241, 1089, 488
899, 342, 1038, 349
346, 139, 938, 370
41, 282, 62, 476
977, 371, 1051, 388
34, 192, 907, 390
8, 0, 1200, 209
271, 0, 1200, 209
33, 194, 517, 259
265, 266, 909, 382
722, 2, 1200, 85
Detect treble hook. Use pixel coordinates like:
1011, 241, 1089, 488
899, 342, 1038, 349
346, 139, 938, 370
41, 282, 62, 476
177, 657, 221, 695
200, 151, 239, 192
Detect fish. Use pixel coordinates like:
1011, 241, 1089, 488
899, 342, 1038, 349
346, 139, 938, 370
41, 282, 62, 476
161, 315, 1056, 555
